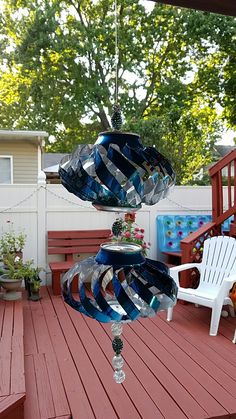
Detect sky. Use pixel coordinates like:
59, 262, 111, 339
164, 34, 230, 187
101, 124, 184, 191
218, 129, 235, 146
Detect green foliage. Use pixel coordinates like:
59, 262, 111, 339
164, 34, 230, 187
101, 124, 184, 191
0, 230, 26, 255
2, 253, 41, 282
0, 1, 235, 182
124, 107, 220, 184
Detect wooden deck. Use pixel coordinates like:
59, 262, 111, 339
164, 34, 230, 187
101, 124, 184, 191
0, 299, 25, 419
22, 287, 236, 419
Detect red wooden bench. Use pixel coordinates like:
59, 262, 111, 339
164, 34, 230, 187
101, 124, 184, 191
48, 229, 111, 295
0, 300, 25, 419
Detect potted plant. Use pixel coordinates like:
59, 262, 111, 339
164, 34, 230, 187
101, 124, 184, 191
0, 253, 25, 300
111, 212, 150, 255
109, 212, 151, 288
0, 254, 42, 301
0, 229, 26, 262
22, 260, 42, 301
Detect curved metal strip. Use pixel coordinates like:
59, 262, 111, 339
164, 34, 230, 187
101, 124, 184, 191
112, 272, 140, 321
129, 273, 160, 312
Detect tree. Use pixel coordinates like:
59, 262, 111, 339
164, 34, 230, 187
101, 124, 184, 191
0, 0, 235, 183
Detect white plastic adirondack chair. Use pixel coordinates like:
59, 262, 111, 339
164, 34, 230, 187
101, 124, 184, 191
167, 236, 236, 336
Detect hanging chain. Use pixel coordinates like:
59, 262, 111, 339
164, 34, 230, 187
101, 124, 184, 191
0, 187, 39, 213
114, 0, 119, 103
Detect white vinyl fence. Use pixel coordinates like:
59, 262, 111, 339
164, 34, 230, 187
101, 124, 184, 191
0, 172, 215, 285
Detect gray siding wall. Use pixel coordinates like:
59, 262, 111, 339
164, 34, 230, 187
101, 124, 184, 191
0, 141, 38, 183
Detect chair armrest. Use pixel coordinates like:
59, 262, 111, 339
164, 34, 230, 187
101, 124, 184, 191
218, 274, 236, 298
170, 263, 201, 288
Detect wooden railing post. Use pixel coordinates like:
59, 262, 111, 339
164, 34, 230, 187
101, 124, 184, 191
180, 240, 193, 288
211, 172, 223, 221
179, 148, 236, 285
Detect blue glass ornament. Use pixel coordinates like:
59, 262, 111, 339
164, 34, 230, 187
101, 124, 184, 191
59, 129, 177, 383
62, 243, 177, 324
59, 131, 175, 211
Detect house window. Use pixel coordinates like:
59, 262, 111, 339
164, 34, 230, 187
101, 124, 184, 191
0, 156, 13, 184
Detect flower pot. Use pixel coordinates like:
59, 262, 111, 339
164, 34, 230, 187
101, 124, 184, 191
28, 289, 41, 301
25, 279, 41, 301
0, 274, 22, 300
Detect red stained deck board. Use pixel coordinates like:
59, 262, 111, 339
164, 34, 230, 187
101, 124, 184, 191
82, 313, 183, 419
179, 301, 235, 331
24, 355, 41, 419
61, 298, 153, 418
55, 416, 71, 419
29, 298, 56, 354
22, 288, 236, 419
0, 330, 11, 397
11, 334, 25, 395
39, 289, 95, 419
0, 303, 5, 336
121, 322, 209, 419
171, 304, 236, 362
13, 300, 23, 336
160, 307, 236, 381
129, 319, 233, 417
23, 303, 38, 356
49, 296, 120, 419
25, 297, 71, 418
1, 302, 13, 338
0, 397, 7, 402
182, 303, 236, 341
0, 300, 25, 419
44, 353, 71, 418
149, 314, 236, 399
34, 353, 55, 419
0, 394, 25, 416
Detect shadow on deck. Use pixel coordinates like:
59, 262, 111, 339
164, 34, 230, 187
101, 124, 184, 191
21, 287, 236, 419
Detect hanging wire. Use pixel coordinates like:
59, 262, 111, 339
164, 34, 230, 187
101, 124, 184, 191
114, 0, 119, 103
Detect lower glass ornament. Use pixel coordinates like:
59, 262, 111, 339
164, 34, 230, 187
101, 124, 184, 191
62, 242, 177, 383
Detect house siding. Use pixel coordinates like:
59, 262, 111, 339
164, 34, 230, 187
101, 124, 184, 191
0, 141, 38, 183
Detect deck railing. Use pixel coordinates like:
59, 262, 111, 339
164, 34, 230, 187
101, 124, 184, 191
180, 148, 236, 287
209, 149, 236, 227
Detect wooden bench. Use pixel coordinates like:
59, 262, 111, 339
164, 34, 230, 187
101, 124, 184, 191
0, 300, 25, 419
162, 251, 182, 267
48, 229, 111, 295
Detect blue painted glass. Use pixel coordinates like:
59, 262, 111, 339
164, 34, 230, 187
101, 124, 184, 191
62, 243, 177, 323
59, 131, 176, 210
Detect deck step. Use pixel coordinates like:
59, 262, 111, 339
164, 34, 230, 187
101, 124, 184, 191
0, 394, 25, 419
0, 300, 25, 419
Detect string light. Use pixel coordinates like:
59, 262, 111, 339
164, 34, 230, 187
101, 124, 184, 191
0, 184, 214, 214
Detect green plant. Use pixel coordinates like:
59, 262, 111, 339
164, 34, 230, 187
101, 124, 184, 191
0, 230, 26, 256
2, 253, 41, 284
111, 212, 150, 256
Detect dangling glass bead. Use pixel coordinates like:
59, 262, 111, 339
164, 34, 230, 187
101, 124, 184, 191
111, 322, 123, 336
112, 336, 123, 354
111, 322, 125, 383
113, 369, 126, 384
112, 354, 124, 369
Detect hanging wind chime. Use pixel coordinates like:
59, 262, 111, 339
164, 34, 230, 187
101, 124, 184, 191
59, 0, 177, 384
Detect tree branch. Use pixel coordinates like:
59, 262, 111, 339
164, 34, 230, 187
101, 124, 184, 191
139, 43, 171, 116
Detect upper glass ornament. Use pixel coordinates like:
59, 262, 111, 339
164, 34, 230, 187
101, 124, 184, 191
59, 131, 176, 211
